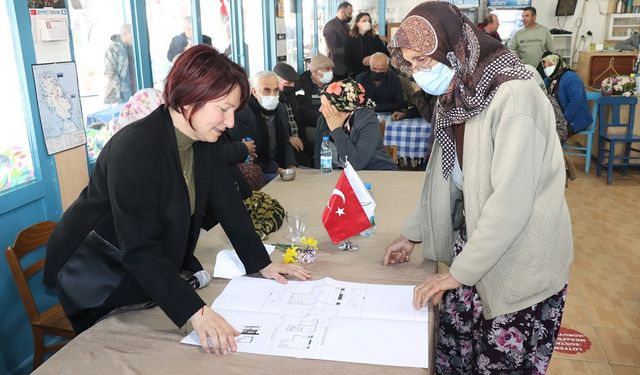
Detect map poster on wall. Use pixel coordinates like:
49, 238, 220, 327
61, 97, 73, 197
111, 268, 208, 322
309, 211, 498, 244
32, 61, 86, 155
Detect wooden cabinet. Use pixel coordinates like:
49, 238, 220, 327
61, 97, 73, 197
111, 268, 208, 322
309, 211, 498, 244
576, 51, 637, 89
606, 13, 640, 41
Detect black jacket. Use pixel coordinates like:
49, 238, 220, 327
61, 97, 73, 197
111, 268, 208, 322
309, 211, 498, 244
228, 99, 296, 173
345, 34, 388, 78
166, 32, 213, 62
355, 70, 407, 113
297, 71, 324, 129
44, 106, 271, 331
323, 17, 350, 76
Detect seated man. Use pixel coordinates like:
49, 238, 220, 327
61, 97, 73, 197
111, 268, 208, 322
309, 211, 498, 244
273, 62, 311, 167
355, 52, 406, 113
229, 71, 296, 181
298, 54, 335, 145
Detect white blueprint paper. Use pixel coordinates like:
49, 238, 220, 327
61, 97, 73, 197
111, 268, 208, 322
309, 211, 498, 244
181, 277, 428, 368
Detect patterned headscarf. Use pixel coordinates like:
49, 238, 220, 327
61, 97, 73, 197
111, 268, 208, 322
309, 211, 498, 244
321, 79, 375, 112
388, 2, 532, 179
542, 54, 570, 95
114, 88, 164, 132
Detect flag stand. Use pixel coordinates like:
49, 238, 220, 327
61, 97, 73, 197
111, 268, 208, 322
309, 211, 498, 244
337, 239, 359, 251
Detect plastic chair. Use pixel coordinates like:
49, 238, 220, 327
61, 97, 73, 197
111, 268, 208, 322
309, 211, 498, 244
563, 91, 600, 175
596, 95, 640, 184
5, 221, 75, 370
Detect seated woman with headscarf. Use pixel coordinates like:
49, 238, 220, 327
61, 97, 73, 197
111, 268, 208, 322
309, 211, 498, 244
542, 54, 592, 134
313, 79, 398, 171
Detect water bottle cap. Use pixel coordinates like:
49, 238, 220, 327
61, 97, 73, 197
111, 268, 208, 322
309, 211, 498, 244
322, 136, 329, 141
364, 182, 372, 190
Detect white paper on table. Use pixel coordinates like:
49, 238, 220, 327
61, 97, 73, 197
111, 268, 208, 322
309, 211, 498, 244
181, 276, 429, 368
213, 244, 276, 279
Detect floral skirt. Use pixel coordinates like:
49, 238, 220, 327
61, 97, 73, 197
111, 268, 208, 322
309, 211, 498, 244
436, 229, 567, 375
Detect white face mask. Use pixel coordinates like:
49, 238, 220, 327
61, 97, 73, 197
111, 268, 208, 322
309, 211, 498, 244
258, 95, 279, 111
544, 65, 557, 77
359, 21, 372, 34
412, 62, 455, 96
319, 70, 333, 84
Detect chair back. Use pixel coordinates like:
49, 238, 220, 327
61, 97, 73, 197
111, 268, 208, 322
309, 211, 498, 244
379, 119, 386, 138
597, 95, 638, 140
5, 221, 57, 321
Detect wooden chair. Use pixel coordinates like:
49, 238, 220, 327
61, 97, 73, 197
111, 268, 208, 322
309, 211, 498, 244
379, 119, 398, 163
5, 221, 75, 370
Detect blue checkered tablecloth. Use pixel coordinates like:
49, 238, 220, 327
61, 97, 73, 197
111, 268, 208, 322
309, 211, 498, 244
377, 113, 432, 159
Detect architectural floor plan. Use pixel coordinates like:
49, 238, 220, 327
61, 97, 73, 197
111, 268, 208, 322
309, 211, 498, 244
181, 277, 429, 368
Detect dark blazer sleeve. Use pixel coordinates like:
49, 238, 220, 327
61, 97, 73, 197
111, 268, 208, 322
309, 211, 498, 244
207, 144, 272, 274
108, 140, 204, 328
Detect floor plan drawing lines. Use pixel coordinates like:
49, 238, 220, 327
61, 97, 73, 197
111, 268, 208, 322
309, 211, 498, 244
280, 335, 313, 350
240, 325, 261, 335
286, 319, 318, 333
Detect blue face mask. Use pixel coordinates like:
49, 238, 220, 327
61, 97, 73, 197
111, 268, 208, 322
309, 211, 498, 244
412, 62, 455, 96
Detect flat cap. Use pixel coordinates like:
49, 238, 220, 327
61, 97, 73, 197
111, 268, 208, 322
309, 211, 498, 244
273, 62, 299, 82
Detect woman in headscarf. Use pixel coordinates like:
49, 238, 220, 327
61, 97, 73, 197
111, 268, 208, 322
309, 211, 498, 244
542, 53, 592, 134
382, 3, 572, 374
313, 78, 398, 171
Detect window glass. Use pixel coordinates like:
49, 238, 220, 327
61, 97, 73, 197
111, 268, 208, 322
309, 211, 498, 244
0, 4, 36, 193
146, 0, 193, 90
200, 0, 232, 56
278, 0, 298, 70
68, 1, 135, 162
316, 0, 330, 56
493, 9, 524, 41
302, 0, 315, 65
242, 1, 265, 77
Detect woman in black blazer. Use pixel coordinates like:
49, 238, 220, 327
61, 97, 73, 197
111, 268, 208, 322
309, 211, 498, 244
44, 46, 310, 354
345, 12, 389, 78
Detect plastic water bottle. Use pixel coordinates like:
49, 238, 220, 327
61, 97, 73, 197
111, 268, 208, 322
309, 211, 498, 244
243, 137, 253, 163
320, 136, 333, 174
360, 182, 376, 237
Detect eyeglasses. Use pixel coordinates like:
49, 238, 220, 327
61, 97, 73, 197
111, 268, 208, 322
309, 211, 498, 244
399, 55, 437, 75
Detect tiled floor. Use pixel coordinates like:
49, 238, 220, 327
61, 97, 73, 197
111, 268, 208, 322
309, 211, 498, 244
547, 155, 640, 374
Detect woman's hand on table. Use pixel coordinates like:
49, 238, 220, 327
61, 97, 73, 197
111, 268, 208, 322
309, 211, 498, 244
383, 235, 415, 265
190, 306, 239, 355
260, 262, 311, 284
413, 272, 462, 309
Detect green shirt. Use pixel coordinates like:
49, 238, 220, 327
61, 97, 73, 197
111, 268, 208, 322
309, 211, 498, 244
508, 24, 554, 67
174, 127, 195, 215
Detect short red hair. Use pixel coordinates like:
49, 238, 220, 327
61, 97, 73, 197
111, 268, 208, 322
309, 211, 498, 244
163, 45, 249, 119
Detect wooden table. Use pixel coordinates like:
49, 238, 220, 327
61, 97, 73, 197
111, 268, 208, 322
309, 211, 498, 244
33, 169, 437, 375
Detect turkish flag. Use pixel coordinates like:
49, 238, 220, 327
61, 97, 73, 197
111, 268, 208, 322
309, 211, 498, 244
322, 168, 372, 244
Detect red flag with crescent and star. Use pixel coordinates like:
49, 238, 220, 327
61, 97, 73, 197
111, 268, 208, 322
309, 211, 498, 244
322, 171, 372, 244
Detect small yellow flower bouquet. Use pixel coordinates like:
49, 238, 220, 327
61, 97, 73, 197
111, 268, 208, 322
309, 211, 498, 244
282, 237, 318, 264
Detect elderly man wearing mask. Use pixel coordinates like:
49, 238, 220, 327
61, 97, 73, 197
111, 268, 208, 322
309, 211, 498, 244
298, 54, 335, 145
355, 52, 406, 113
229, 71, 296, 182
